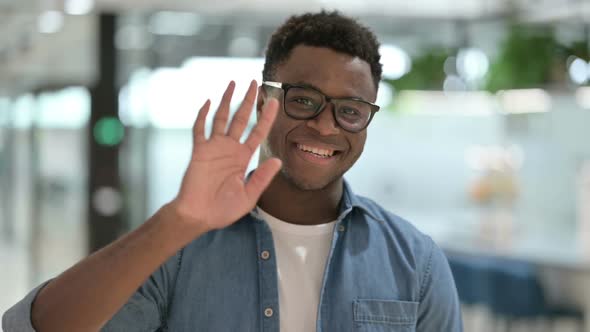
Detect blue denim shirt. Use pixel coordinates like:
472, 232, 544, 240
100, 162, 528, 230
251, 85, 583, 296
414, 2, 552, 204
3, 180, 462, 331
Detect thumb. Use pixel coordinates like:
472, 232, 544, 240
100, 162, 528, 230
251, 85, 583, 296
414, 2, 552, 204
245, 158, 282, 203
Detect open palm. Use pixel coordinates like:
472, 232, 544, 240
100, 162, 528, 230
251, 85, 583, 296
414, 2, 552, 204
172, 81, 281, 232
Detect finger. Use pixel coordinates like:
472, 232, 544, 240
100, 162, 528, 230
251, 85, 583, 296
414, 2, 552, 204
227, 80, 257, 141
212, 81, 236, 135
193, 99, 211, 144
245, 157, 282, 203
244, 98, 279, 152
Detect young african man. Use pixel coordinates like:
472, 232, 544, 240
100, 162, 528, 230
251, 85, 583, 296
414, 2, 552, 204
3, 11, 462, 332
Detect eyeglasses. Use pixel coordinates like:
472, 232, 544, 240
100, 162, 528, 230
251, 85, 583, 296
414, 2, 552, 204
262, 81, 380, 133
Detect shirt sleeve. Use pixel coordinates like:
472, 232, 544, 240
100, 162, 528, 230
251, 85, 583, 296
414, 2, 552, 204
102, 250, 182, 332
416, 238, 464, 332
2, 250, 182, 332
2, 281, 50, 332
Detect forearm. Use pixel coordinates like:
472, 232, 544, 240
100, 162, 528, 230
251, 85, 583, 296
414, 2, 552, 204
31, 203, 204, 332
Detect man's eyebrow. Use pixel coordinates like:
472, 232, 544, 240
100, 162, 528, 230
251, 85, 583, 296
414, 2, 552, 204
292, 81, 366, 101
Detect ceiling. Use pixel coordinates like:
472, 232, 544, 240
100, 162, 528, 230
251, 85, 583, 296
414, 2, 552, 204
0, 0, 587, 95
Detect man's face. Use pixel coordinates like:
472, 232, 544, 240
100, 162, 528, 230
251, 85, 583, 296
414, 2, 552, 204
259, 45, 377, 191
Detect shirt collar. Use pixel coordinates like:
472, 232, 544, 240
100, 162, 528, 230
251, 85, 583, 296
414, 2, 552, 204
246, 170, 381, 222
338, 178, 382, 222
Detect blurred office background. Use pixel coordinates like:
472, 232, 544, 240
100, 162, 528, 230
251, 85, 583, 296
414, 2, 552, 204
1, 0, 590, 331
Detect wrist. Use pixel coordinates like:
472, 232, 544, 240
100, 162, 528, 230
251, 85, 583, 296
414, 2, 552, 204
152, 202, 209, 248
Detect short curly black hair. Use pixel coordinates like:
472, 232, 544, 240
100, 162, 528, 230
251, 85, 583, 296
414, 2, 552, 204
262, 11, 382, 90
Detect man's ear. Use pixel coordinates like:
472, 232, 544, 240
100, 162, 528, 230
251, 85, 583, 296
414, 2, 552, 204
256, 86, 267, 117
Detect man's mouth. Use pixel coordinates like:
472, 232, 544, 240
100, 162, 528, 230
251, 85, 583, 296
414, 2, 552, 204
296, 144, 339, 159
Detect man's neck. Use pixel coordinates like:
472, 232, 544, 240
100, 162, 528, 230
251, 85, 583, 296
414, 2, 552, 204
258, 174, 343, 225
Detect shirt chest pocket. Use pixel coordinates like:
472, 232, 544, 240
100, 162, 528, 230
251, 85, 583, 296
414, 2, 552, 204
353, 299, 418, 332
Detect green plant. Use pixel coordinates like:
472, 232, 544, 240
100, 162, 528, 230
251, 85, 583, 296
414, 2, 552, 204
385, 47, 455, 91
485, 25, 566, 92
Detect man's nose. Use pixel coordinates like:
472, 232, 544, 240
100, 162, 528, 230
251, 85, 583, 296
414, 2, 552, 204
305, 104, 340, 136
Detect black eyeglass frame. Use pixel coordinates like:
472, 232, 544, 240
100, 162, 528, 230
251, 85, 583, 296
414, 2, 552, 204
262, 81, 380, 133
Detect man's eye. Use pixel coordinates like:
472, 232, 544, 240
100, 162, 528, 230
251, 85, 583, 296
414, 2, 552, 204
339, 107, 360, 116
293, 98, 315, 106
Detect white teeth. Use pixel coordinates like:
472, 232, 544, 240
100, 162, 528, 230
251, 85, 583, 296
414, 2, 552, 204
297, 144, 335, 157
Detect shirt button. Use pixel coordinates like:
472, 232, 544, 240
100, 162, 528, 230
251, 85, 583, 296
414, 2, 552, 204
264, 307, 274, 317
338, 225, 346, 232
260, 250, 270, 260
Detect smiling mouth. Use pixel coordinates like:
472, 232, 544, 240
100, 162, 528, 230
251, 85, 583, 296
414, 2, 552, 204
296, 143, 340, 159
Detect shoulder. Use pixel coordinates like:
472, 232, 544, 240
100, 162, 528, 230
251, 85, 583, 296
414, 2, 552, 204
354, 195, 436, 253
353, 195, 450, 284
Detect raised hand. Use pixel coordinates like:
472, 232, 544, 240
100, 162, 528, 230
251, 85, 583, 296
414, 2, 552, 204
24, 80, 280, 332
170, 80, 282, 234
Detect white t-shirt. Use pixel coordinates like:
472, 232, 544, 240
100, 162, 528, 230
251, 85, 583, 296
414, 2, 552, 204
257, 207, 337, 332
